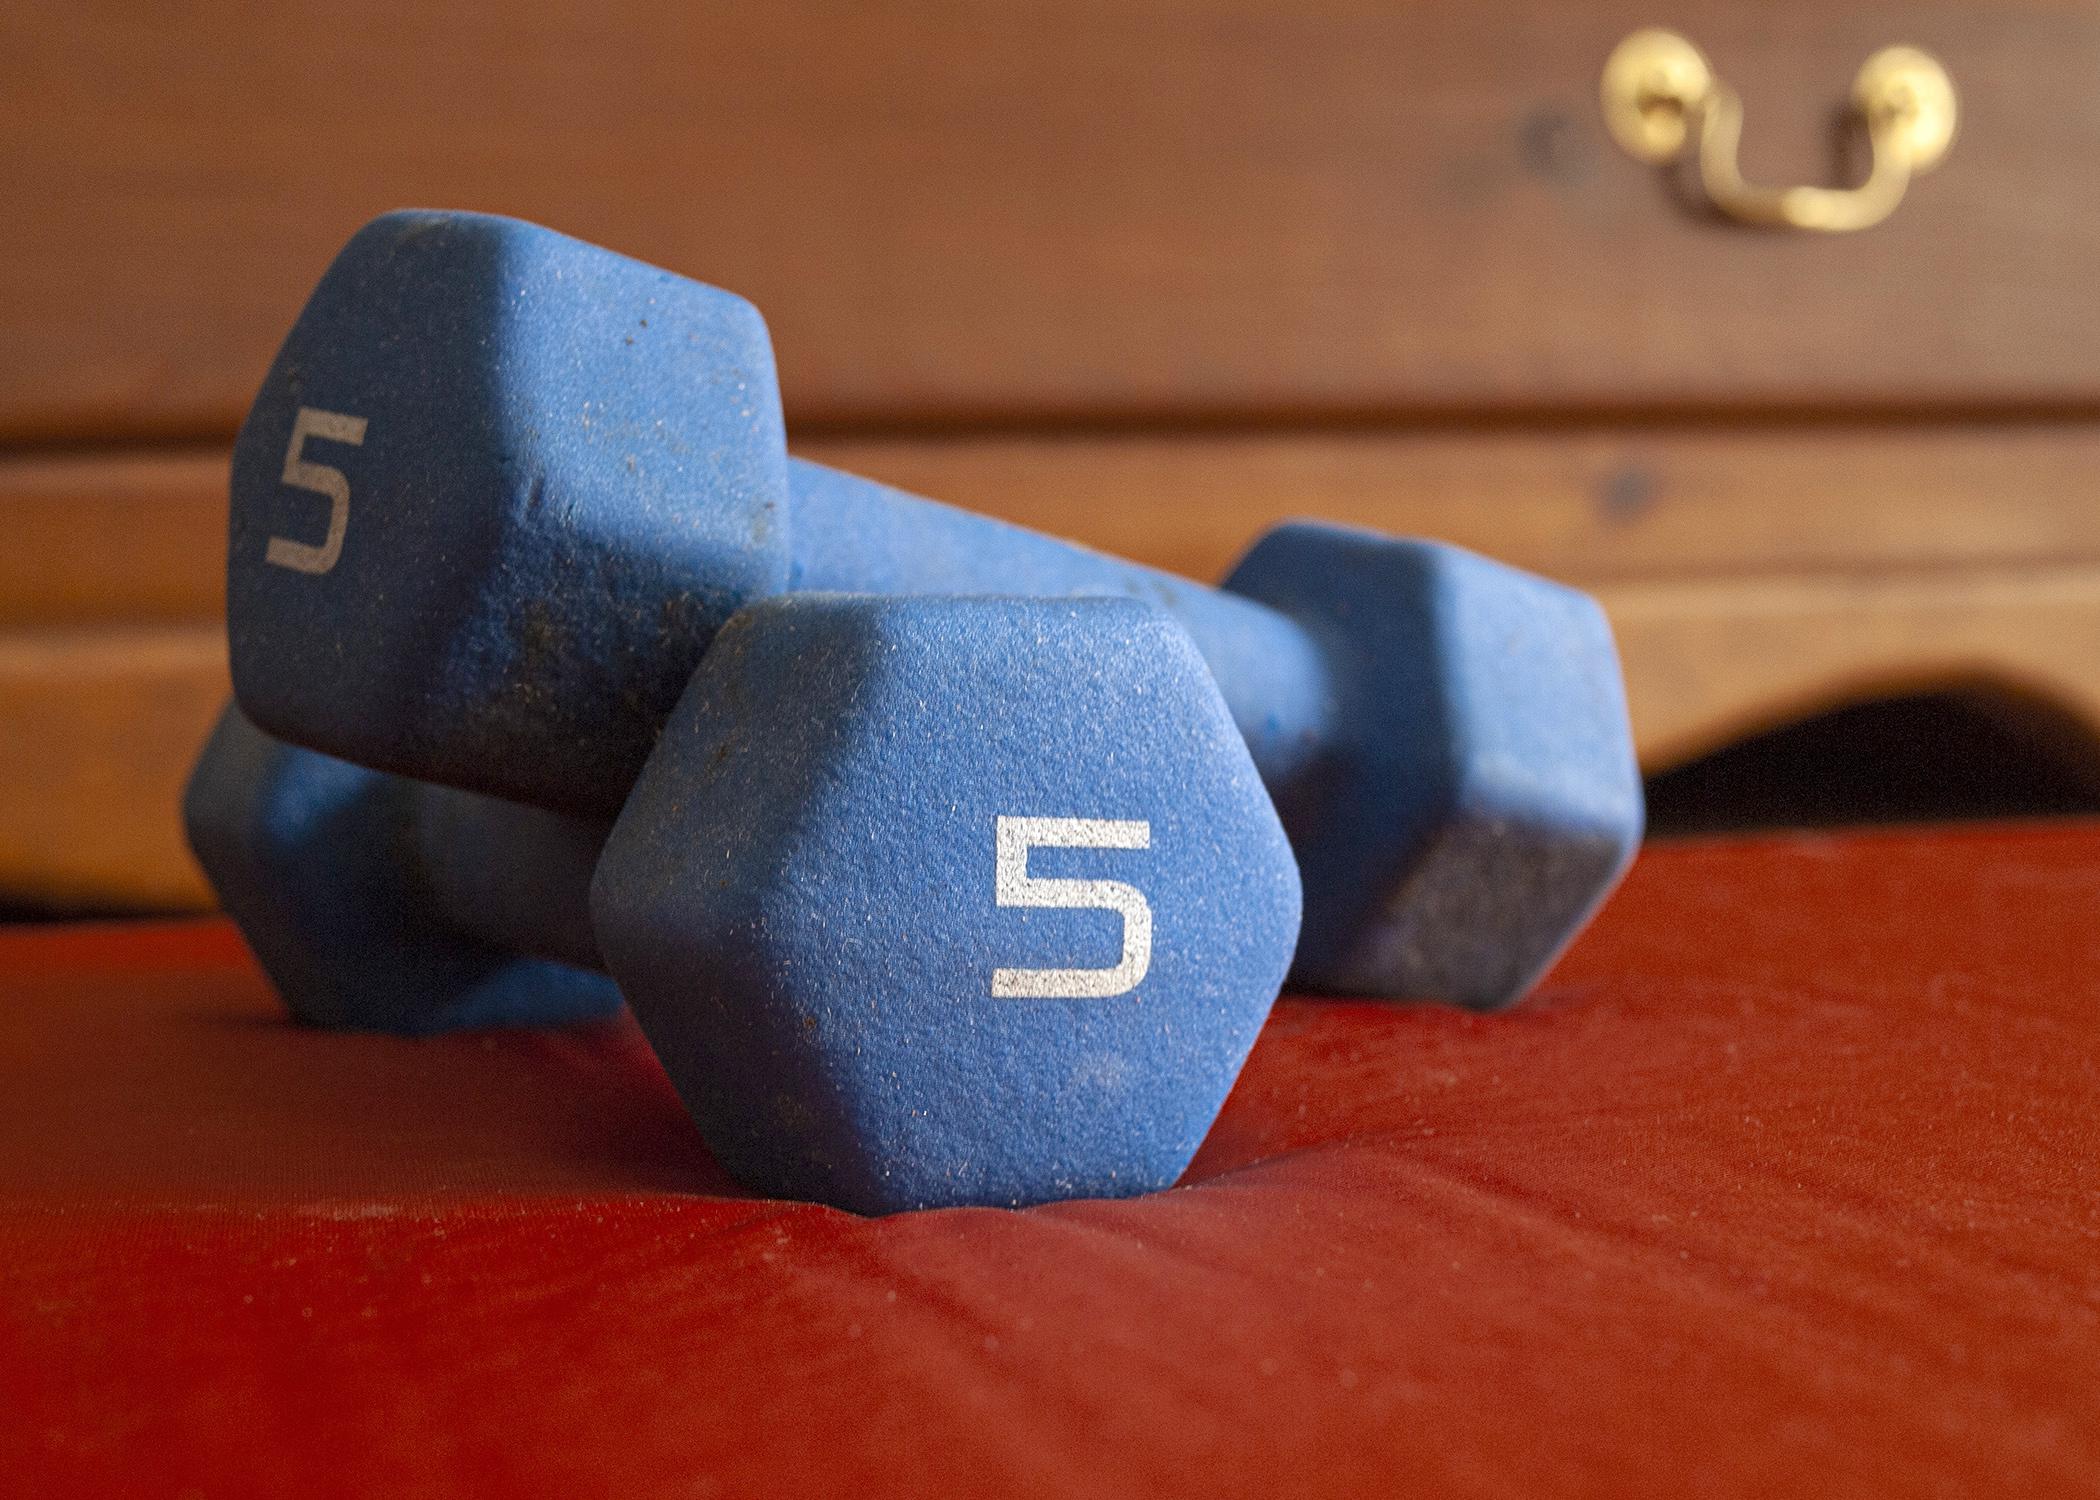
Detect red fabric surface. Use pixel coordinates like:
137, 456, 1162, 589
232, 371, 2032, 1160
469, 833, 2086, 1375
3, 824, 2097, 1498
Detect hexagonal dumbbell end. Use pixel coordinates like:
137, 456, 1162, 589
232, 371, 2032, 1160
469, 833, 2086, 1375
228, 210, 795, 811
1224, 524, 1644, 1008
591, 594, 1302, 1214
183, 702, 621, 1034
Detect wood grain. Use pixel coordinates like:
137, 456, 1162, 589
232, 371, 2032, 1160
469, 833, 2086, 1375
0, 626, 226, 911
1602, 563, 2100, 767
819, 423, 2100, 587
3, 1, 2096, 441
0, 451, 228, 627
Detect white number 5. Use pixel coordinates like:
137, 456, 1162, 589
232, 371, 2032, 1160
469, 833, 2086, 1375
992, 816, 1153, 999
265, 406, 368, 575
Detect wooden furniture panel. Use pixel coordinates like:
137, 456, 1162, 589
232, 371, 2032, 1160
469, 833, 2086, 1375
0, 452, 228, 627
823, 424, 2100, 586
0, 625, 225, 911
1606, 563, 2100, 765
3, 1, 2097, 441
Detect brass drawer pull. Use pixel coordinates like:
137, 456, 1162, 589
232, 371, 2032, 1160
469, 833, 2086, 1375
1601, 29, 1957, 232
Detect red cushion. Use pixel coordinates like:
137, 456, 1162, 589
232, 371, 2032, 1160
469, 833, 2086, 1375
4, 824, 2096, 1497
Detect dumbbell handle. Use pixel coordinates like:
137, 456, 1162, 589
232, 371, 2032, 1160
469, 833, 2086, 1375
409, 782, 609, 973
786, 460, 1337, 797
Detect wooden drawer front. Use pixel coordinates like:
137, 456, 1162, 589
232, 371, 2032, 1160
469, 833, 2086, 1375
3, 0, 2097, 442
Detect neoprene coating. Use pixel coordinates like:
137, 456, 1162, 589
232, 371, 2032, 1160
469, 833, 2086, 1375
228, 210, 1642, 1003
592, 594, 1302, 1212
183, 702, 619, 1034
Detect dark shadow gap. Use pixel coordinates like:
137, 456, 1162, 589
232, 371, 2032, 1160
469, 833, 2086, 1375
1645, 684, 2100, 837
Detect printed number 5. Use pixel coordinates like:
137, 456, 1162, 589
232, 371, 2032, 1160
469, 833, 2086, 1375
265, 407, 368, 575
992, 816, 1153, 999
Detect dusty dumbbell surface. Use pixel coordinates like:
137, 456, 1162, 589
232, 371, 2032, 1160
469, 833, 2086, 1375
191, 209, 1644, 1213
230, 210, 1641, 1011
194, 593, 1302, 1212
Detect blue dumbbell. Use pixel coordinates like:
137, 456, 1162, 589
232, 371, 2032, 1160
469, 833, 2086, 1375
229, 210, 1641, 1007
183, 700, 620, 1033
192, 595, 1301, 1213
